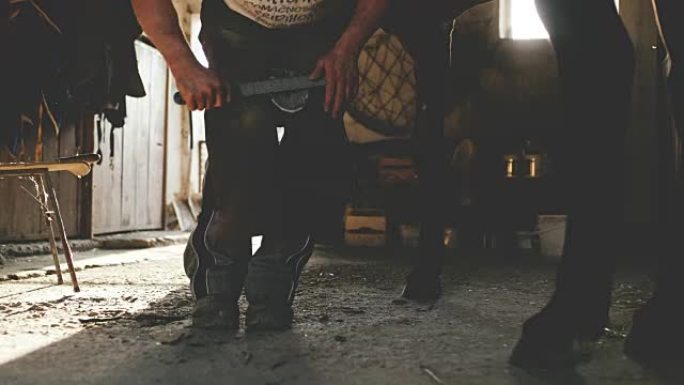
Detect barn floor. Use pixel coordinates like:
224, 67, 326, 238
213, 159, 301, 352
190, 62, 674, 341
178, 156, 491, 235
0, 244, 678, 385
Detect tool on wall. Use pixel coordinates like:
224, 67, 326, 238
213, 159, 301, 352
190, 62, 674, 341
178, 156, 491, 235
94, 113, 119, 169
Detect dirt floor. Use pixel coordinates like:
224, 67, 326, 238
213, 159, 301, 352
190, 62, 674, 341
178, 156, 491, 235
0, 243, 678, 385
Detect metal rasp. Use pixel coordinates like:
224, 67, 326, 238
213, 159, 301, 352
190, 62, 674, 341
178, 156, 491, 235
173, 76, 326, 105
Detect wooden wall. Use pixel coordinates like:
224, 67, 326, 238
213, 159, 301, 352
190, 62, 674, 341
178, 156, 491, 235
446, 1, 561, 144
164, 3, 201, 209
0, 120, 87, 241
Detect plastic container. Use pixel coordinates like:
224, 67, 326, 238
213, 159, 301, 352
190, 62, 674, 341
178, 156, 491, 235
537, 215, 567, 260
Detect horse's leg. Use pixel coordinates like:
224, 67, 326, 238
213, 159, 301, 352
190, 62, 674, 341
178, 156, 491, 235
624, 0, 684, 362
384, 2, 451, 300
510, 0, 635, 369
651, 0, 684, 296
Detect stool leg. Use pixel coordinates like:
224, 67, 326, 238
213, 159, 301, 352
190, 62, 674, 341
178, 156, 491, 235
43, 173, 80, 292
38, 175, 63, 285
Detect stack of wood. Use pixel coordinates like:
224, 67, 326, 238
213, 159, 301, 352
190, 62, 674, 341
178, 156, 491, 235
344, 155, 421, 248
343, 206, 387, 247
378, 156, 418, 185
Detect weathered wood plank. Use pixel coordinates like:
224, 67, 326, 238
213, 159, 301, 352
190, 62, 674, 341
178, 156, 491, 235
57, 118, 80, 236
92, 118, 124, 234
147, 48, 168, 228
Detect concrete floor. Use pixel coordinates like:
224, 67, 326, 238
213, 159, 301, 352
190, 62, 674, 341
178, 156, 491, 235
0, 244, 678, 385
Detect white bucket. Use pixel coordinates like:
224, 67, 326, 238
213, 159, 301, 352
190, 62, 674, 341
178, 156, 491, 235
537, 215, 567, 260
398, 224, 421, 248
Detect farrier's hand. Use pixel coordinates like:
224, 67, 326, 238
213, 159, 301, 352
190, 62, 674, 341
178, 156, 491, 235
172, 60, 226, 111
310, 46, 359, 118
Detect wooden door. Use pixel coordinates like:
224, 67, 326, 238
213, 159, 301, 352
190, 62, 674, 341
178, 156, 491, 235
92, 41, 167, 234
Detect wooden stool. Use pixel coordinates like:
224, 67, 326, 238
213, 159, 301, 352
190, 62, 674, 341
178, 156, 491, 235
0, 154, 100, 292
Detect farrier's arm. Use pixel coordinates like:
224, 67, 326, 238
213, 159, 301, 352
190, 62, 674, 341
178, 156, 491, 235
131, 0, 224, 111
310, 0, 391, 118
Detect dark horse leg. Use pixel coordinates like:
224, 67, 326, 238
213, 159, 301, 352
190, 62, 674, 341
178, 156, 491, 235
624, 0, 684, 363
381, 1, 452, 301
384, 0, 496, 300
380, 0, 513, 301
510, 0, 636, 369
650, 0, 684, 303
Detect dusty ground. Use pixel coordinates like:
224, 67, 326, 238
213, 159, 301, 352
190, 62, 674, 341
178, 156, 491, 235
0, 244, 677, 385
0, 230, 189, 258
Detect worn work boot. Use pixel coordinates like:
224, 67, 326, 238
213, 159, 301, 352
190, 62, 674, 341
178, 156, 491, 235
192, 295, 239, 330
192, 266, 246, 329
245, 236, 314, 332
